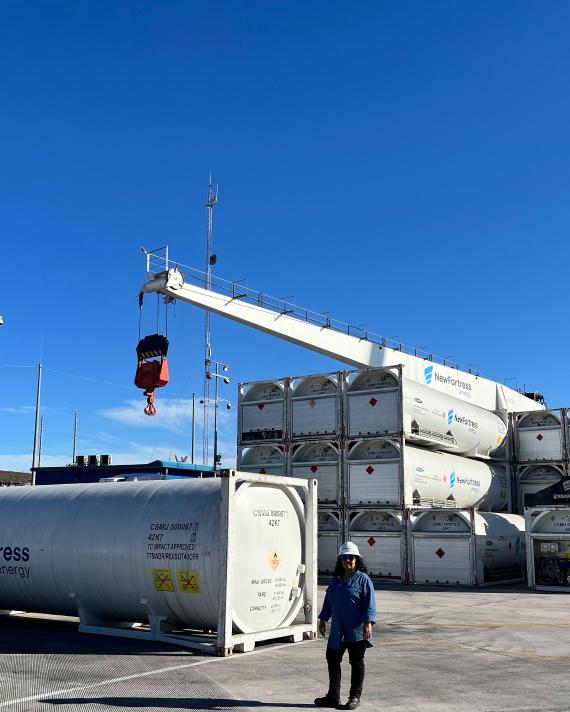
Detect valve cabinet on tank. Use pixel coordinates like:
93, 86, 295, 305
317, 510, 344, 574
0, 471, 318, 654
345, 368, 507, 459
409, 510, 525, 587
290, 440, 341, 504
238, 380, 288, 444
516, 464, 570, 510
237, 444, 287, 476
526, 507, 570, 591
347, 509, 407, 582
289, 373, 342, 441
513, 409, 568, 464
346, 438, 509, 511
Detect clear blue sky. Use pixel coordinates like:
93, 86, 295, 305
1, 2, 569, 472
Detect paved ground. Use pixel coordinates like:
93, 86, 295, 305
1, 584, 569, 712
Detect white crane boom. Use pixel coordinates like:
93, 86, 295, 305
141, 268, 543, 414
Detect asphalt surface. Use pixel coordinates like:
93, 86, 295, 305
1, 584, 569, 712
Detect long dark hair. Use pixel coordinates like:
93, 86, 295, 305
333, 555, 368, 577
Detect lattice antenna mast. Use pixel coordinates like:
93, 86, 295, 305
202, 175, 218, 465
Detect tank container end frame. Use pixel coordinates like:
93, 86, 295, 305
525, 506, 570, 593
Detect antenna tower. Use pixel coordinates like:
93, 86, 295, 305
202, 176, 218, 464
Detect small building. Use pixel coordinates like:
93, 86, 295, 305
32, 460, 216, 485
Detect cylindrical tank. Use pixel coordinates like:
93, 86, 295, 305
238, 380, 287, 443
290, 374, 341, 440
0, 479, 306, 634
347, 439, 508, 510
238, 444, 287, 476
290, 441, 340, 504
527, 508, 570, 589
346, 370, 507, 458
410, 510, 525, 586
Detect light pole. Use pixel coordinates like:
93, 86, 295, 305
201, 359, 230, 469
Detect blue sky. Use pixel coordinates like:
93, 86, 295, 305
1, 2, 569, 472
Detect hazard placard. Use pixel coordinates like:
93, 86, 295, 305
152, 568, 175, 592
269, 551, 282, 571
177, 569, 202, 594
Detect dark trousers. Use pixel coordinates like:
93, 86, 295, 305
326, 640, 367, 700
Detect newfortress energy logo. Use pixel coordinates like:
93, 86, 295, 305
424, 365, 472, 392
447, 409, 454, 425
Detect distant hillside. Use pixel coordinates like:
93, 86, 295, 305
0, 470, 31, 485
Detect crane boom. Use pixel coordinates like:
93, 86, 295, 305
141, 268, 543, 414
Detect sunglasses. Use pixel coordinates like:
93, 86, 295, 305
341, 555, 356, 561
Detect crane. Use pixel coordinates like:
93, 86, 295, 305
140, 260, 544, 415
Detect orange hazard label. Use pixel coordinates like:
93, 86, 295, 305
270, 551, 282, 571
152, 568, 175, 592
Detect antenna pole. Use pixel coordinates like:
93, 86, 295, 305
202, 175, 218, 465
72, 411, 78, 463
31, 362, 42, 484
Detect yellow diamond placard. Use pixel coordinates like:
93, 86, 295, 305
270, 551, 282, 571
177, 569, 202, 594
152, 568, 175, 592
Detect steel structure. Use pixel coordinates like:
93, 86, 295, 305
140, 254, 544, 414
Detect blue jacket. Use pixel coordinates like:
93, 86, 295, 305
319, 570, 377, 650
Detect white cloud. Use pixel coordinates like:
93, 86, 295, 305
100, 398, 195, 433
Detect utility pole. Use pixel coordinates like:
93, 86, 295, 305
202, 175, 218, 465
38, 416, 44, 468
191, 393, 196, 464
31, 362, 42, 484
72, 411, 78, 463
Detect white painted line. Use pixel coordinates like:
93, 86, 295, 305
0, 638, 312, 708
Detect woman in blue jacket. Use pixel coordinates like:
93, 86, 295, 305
314, 541, 376, 711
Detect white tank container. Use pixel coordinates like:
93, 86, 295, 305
290, 441, 340, 503
317, 511, 342, 574
514, 409, 567, 463
0, 478, 308, 634
238, 380, 287, 443
348, 510, 406, 581
410, 510, 525, 586
346, 369, 507, 459
347, 438, 508, 510
517, 464, 569, 509
526, 508, 570, 591
290, 374, 341, 440
238, 444, 287, 476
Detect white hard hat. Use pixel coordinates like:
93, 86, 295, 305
339, 541, 360, 557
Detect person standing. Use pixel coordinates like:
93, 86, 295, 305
314, 541, 376, 710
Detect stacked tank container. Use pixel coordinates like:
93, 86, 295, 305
510, 410, 570, 593
511, 409, 569, 511
238, 365, 523, 584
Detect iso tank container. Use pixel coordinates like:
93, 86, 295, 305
345, 368, 507, 459
237, 444, 287, 476
517, 465, 570, 510
0, 472, 317, 654
290, 374, 342, 440
514, 409, 567, 464
348, 510, 407, 582
409, 510, 525, 587
238, 380, 287, 444
290, 441, 341, 504
526, 508, 570, 591
346, 438, 509, 510
317, 511, 343, 574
